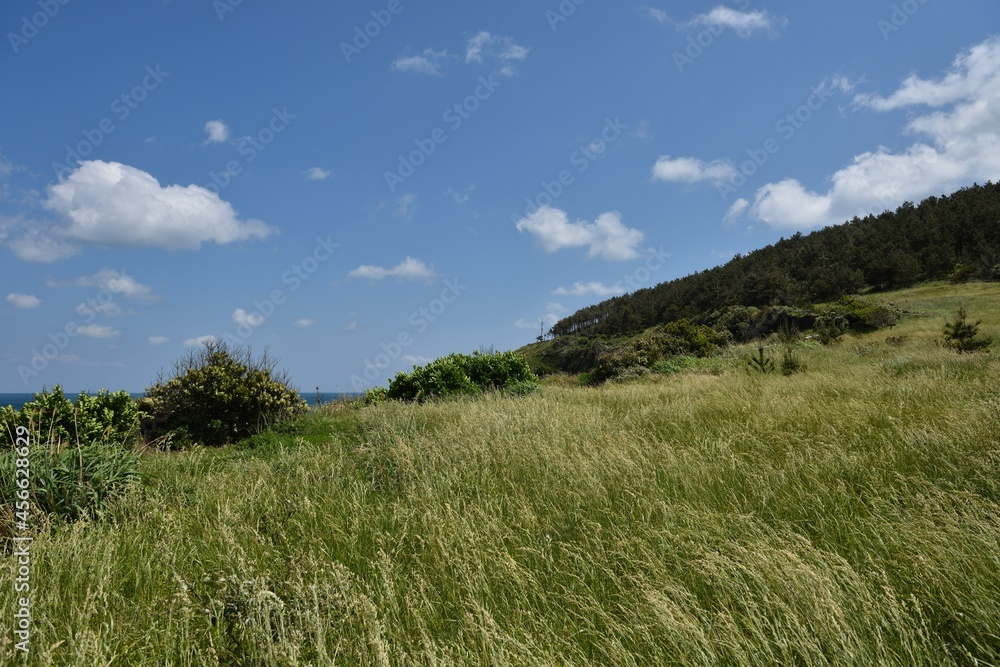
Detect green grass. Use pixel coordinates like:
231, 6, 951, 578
2, 282, 1000, 665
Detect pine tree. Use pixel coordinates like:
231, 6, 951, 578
943, 308, 993, 353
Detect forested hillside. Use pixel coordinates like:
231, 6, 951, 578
550, 183, 1000, 338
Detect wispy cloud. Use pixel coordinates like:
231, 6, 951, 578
552, 281, 626, 297
652, 156, 736, 184
683, 6, 786, 37
348, 257, 437, 282
303, 167, 332, 181
77, 324, 120, 339
392, 49, 451, 76
184, 335, 217, 347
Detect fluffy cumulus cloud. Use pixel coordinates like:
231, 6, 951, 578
348, 257, 437, 282
6, 293, 40, 309
392, 49, 451, 75
232, 308, 265, 328
204, 120, 229, 143
5, 161, 275, 261
515, 206, 644, 261
743, 37, 1000, 230
552, 281, 626, 297
652, 156, 736, 184
684, 6, 786, 37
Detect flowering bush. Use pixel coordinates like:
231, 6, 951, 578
142, 341, 307, 447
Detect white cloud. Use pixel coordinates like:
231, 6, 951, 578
204, 120, 229, 144
77, 324, 120, 339
515, 206, 644, 261
232, 308, 264, 328
552, 281, 626, 297
303, 167, 332, 181
395, 193, 418, 218
348, 257, 437, 282
184, 335, 217, 348
6, 293, 40, 309
57, 268, 155, 301
0, 150, 12, 178
295, 318, 315, 328
465, 32, 529, 75
515, 312, 560, 331
148, 336, 169, 345
749, 37, 1000, 230
12, 161, 274, 260
684, 6, 786, 37
403, 354, 432, 365
74, 301, 123, 317
641, 7, 670, 24
723, 198, 750, 223
652, 156, 736, 184
392, 49, 451, 75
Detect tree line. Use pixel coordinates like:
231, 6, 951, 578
551, 183, 1000, 338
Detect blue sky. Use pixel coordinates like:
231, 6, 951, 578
1, 0, 998, 393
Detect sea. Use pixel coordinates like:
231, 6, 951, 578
0, 392, 362, 412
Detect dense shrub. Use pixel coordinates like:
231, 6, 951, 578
142, 341, 307, 447
707, 305, 760, 343
386, 351, 538, 402
590, 320, 724, 383
821, 296, 902, 333
1, 387, 142, 527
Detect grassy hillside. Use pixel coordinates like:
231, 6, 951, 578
2, 282, 999, 665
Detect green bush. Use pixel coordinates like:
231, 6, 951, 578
386, 351, 538, 402
142, 341, 307, 447
708, 305, 760, 343
363, 387, 389, 405
820, 296, 901, 333
1, 387, 142, 527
